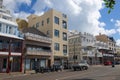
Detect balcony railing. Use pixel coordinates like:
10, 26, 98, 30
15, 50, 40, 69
26, 50, 52, 56
25, 33, 52, 43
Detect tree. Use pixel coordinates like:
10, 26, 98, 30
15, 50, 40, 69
103, 0, 116, 13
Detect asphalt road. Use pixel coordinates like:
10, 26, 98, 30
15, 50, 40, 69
1, 65, 120, 80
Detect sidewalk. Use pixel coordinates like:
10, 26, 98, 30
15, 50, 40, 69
0, 72, 27, 80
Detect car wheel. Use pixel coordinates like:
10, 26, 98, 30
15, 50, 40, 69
74, 68, 76, 71
82, 66, 87, 70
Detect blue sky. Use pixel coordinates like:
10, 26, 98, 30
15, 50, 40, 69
3, 0, 120, 45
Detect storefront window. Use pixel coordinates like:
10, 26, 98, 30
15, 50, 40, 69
25, 59, 30, 70
2, 58, 7, 69
40, 60, 46, 68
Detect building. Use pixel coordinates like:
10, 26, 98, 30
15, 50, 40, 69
96, 33, 116, 64
0, 0, 23, 73
95, 41, 109, 64
68, 31, 82, 64
27, 9, 68, 66
22, 27, 52, 73
81, 32, 97, 65
68, 31, 98, 65
115, 45, 120, 62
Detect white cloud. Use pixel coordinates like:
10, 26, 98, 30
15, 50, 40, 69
32, 0, 112, 36
2, 0, 117, 36
105, 29, 116, 36
99, 22, 106, 27
110, 19, 114, 22
116, 39, 120, 46
14, 11, 31, 20
3, 0, 32, 19
115, 20, 120, 27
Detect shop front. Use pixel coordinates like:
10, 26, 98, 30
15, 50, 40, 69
0, 36, 23, 73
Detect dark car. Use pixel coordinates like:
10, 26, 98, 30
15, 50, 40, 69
50, 64, 63, 72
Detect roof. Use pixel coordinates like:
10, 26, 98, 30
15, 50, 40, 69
22, 27, 47, 37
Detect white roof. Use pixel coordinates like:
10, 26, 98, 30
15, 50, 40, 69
0, 18, 17, 26
0, 32, 23, 40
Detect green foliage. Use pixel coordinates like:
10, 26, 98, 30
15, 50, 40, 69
103, 0, 116, 13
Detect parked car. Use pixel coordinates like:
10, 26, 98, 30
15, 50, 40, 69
104, 61, 112, 65
72, 60, 89, 71
50, 64, 63, 72
115, 61, 120, 65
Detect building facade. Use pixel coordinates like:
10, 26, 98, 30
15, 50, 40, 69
81, 32, 97, 65
96, 33, 116, 64
68, 31, 82, 64
22, 27, 52, 73
27, 9, 68, 66
0, 0, 23, 73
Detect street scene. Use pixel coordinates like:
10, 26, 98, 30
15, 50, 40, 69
0, 65, 120, 80
0, 0, 120, 80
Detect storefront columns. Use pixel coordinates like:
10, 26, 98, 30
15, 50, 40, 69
6, 39, 12, 73
20, 41, 24, 72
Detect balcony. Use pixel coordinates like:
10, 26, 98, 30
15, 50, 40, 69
25, 33, 52, 43
26, 50, 52, 56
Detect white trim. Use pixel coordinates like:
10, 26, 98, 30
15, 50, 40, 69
11, 52, 21, 56
0, 32, 23, 40
0, 18, 17, 26
0, 52, 8, 55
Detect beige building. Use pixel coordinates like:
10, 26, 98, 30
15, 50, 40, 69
22, 27, 52, 73
27, 9, 68, 66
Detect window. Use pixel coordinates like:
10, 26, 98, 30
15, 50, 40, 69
54, 16, 59, 24
42, 20, 44, 26
47, 18, 49, 24
2, 16, 8, 20
54, 29, 59, 37
13, 27, 16, 35
0, 23, 1, 32
2, 58, 7, 69
62, 14, 67, 18
6, 25, 8, 33
63, 45, 67, 55
36, 22, 39, 29
0, 40, 2, 51
54, 43, 59, 51
62, 20, 67, 29
9, 26, 12, 34
26, 59, 30, 70
47, 30, 50, 37
63, 32, 67, 41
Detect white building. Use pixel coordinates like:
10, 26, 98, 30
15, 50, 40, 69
0, 0, 23, 73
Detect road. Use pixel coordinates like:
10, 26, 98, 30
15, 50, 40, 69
0, 65, 120, 80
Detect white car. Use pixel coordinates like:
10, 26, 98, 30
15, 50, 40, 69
72, 60, 89, 71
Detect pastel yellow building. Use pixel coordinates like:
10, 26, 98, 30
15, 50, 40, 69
27, 9, 68, 66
